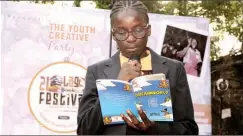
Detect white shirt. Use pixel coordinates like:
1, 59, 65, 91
183, 47, 202, 64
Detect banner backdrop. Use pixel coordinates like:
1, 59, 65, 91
1, 2, 110, 135
1, 1, 211, 135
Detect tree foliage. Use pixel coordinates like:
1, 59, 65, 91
73, 0, 82, 7
91, 0, 243, 60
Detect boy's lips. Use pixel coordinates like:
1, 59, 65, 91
126, 48, 138, 53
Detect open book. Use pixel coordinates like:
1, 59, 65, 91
96, 73, 173, 125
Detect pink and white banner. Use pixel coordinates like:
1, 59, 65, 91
1, 1, 110, 135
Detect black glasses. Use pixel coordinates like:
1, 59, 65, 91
112, 24, 150, 41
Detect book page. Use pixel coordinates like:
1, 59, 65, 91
132, 73, 166, 83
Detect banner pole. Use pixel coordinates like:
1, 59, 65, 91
109, 29, 112, 58
108, 0, 115, 58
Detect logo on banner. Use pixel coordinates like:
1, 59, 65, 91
28, 62, 86, 133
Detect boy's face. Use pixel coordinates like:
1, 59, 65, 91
112, 10, 151, 58
192, 39, 197, 49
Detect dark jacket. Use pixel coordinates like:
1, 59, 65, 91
77, 48, 199, 135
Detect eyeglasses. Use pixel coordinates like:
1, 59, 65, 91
112, 24, 150, 41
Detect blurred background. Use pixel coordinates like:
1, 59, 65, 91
5, 0, 243, 134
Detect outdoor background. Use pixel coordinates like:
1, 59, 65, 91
4, 0, 243, 135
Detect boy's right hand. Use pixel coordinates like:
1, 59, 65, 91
117, 60, 141, 81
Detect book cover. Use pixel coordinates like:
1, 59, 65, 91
96, 79, 139, 125
96, 73, 173, 125
132, 74, 173, 122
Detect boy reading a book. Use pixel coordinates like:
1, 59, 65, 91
77, 0, 198, 135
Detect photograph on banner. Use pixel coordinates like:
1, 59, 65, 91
161, 24, 208, 77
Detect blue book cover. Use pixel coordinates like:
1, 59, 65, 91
96, 73, 173, 125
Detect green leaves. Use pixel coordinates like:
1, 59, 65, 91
94, 0, 111, 9
73, 0, 82, 7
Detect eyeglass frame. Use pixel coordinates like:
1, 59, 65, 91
111, 24, 150, 41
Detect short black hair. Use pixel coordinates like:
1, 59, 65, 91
110, 0, 149, 25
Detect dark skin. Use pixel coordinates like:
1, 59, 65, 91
112, 9, 150, 58
112, 9, 155, 132
113, 9, 151, 82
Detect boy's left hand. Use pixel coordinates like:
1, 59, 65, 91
121, 107, 155, 131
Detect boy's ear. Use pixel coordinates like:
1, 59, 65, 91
112, 35, 117, 41
147, 24, 151, 36
111, 30, 117, 41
